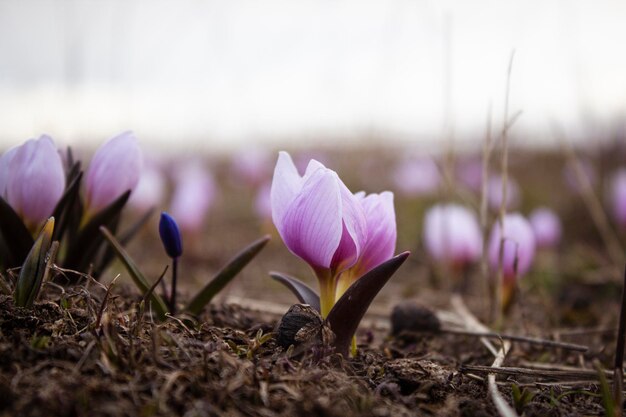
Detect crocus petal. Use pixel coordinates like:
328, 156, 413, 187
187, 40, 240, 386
128, 163, 166, 211
0, 145, 19, 198
170, 162, 216, 233
331, 180, 368, 272
85, 131, 143, 214
392, 157, 440, 197
487, 175, 521, 211
529, 207, 562, 249
488, 213, 536, 280
281, 168, 343, 269
254, 182, 272, 220
423, 204, 482, 267
349, 191, 396, 276
271, 151, 304, 229
7, 135, 65, 229
231, 148, 270, 187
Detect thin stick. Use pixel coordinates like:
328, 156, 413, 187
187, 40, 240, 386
495, 51, 517, 326
613, 265, 626, 415
451, 294, 518, 417
561, 138, 624, 273
95, 274, 120, 331
461, 364, 609, 380
443, 329, 588, 352
481, 103, 495, 320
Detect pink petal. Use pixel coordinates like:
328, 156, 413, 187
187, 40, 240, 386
85, 131, 143, 214
271, 151, 304, 229
356, 191, 396, 274
7, 135, 65, 228
423, 204, 482, 266
170, 162, 217, 232
281, 169, 343, 269
488, 213, 536, 280
331, 180, 368, 272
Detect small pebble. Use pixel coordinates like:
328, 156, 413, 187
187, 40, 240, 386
390, 301, 441, 336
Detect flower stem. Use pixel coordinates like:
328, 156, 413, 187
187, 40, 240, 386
170, 257, 178, 314
318, 270, 335, 318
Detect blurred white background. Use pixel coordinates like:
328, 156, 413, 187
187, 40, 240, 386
0, 0, 624, 151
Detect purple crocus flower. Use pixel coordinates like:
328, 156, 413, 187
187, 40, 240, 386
392, 156, 440, 197
487, 175, 521, 211
231, 148, 270, 188
254, 182, 272, 221
423, 204, 482, 270
5, 135, 65, 231
271, 151, 367, 316
529, 207, 562, 249
610, 168, 626, 229
170, 161, 217, 234
563, 158, 597, 194
457, 158, 484, 192
488, 213, 535, 281
336, 191, 396, 298
128, 162, 166, 212
85, 131, 143, 216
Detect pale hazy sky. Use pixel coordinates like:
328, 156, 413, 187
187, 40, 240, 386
0, 0, 624, 151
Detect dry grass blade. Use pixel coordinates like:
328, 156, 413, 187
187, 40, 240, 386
451, 294, 518, 417
561, 138, 624, 275
442, 329, 588, 352
461, 365, 607, 380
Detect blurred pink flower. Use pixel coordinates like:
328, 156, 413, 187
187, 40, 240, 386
457, 158, 484, 192
563, 158, 597, 194
529, 207, 562, 249
231, 148, 271, 188
128, 162, 166, 212
487, 175, 520, 211
423, 204, 482, 269
5, 135, 65, 231
85, 131, 143, 215
254, 182, 272, 221
609, 168, 626, 229
488, 213, 535, 281
392, 157, 440, 197
170, 161, 217, 233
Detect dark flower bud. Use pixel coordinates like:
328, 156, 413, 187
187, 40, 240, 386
159, 212, 182, 258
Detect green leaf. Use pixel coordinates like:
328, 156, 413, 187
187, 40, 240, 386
326, 252, 410, 356
92, 207, 155, 277
14, 218, 55, 307
186, 235, 270, 315
51, 170, 83, 242
63, 190, 131, 274
0, 196, 34, 269
99, 226, 168, 320
270, 272, 320, 311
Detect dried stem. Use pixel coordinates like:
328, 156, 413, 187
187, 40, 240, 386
613, 265, 626, 415
443, 329, 588, 352
494, 51, 517, 326
451, 294, 517, 417
561, 139, 624, 275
